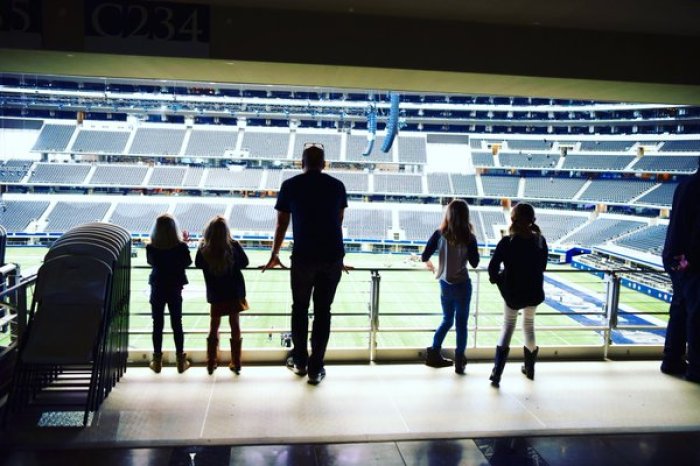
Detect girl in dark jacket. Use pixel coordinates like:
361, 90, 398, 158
421, 199, 480, 374
196, 216, 249, 375
488, 203, 548, 387
147, 214, 192, 374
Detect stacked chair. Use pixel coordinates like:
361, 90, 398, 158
6, 223, 131, 426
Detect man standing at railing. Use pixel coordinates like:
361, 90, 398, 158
661, 156, 700, 383
262, 143, 348, 385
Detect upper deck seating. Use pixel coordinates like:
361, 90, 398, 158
634, 183, 677, 206
523, 177, 587, 199
450, 174, 478, 196
346, 134, 393, 162
90, 165, 148, 186
326, 171, 369, 193
239, 131, 289, 159
499, 152, 559, 169
563, 218, 646, 247
184, 129, 238, 157
631, 156, 699, 173
481, 175, 519, 198
292, 133, 341, 161
0, 201, 49, 231
660, 140, 700, 152
397, 136, 427, 163
44, 202, 111, 232
109, 202, 170, 234
507, 140, 553, 151
561, 155, 634, 170
614, 225, 667, 255
578, 179, 656, 203
229, 204, 276, 234
0, 160, 33, 183
182, 167, 205, 187
173, 203, 228, 235
471, 152, 495, 167
344, 208, 391, 240
128, 128, 186, 156
579, 140, 634, 152
32, 124, 75, 152
427, 173, 452, 195
72, 130, 130, 154
28, 163, 91, 184
148, 166, 187, 187
373, 173, 423, 195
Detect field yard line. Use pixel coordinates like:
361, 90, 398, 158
199, 374, 217, 438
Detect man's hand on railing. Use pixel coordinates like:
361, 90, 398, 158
260, 254, 287, 272
342, 263, 354, 274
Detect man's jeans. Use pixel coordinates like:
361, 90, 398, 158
433, 279, 472, 357
290, 259, 343, 375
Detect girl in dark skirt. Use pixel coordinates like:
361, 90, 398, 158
195, 216, 249, 375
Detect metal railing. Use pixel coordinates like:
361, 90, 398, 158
0, 265, 670, 365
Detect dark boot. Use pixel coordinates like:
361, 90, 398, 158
489, 346, 510, 387
206, 337, 218, 375
149, 352, 162, 374
229, 338, 242, 374
521, 346, 539, 380
176, 352, 190, 374
425, 347, 453, 368
455, 352, 466, 375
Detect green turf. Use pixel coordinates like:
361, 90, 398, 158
3, 247, 670, 351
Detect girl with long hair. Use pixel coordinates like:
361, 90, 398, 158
146, 213, 192, 373
195, 216, 249, 375
421, 199, 480, 374
488, 203, 548, 387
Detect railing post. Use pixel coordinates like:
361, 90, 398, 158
369, 269, 381, 362
603, 271, 621, 359
473, 270, 480, 348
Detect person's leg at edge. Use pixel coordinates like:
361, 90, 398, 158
308, 261, 343, 377
168, 291, 185, 354
454, 280, 472, 374
490, 303, 518, 386
683, 273, 700, 382
229, 310, 242, 373
433, 281, 457, 349
290, 260, 314, 369
206, 311, 221, 374
662, 271, 687, 375
521, 306, 538, 380
149, 289, 166, 373
168, 291, 189, 373
426, 281, 456, 368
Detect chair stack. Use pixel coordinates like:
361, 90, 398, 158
6, 222, 131, 426
0, 224, 6, 266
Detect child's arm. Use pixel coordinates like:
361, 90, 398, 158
233, 242, 250, 269
468, 235, 480, 268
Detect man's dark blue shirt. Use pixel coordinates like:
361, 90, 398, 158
275, 171, 348, 263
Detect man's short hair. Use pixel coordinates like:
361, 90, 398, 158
302, 146, 325, 170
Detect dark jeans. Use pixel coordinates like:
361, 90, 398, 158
290, 259, 343, 375
663, 271, 687, 365
150, 286, 184, 354
683, 273, 700, 379
433, 279, 472, 357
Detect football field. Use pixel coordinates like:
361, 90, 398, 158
5, 247, 670, 352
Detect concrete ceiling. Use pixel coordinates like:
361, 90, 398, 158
189, 0, 700, 36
